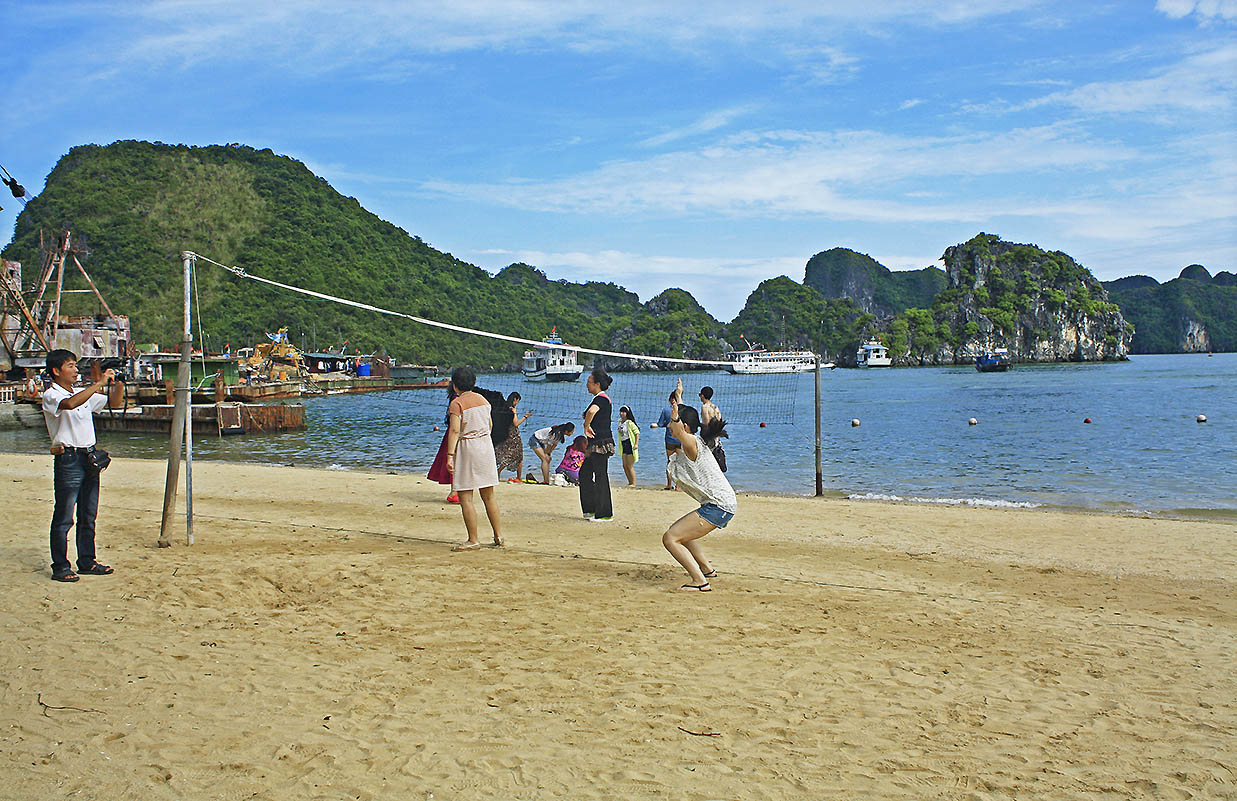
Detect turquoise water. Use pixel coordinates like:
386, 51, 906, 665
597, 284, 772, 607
3, 353, 1233, 516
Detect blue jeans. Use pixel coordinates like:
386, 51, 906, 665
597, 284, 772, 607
49, 451, 101, 575
696, 503, 733, 529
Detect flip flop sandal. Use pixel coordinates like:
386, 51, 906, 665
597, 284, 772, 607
702, 570, 717, 579
52, 571, 80, 582
451, 542, 481, 552
678, 582, 712, 592
78, 563, 114, 575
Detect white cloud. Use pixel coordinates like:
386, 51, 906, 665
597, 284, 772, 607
1155, 0, 1237, 21
30, 0, 1047, 73
640, 105, 761, 148
424, 124, 1133, 223
1021, 43, 1237, 114
897, 98, 924, 111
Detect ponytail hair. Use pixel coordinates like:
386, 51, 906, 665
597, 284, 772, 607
676, 404, 701, 434
589, 367, 612, 391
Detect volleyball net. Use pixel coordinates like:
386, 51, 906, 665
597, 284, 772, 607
193, 252, 814, 429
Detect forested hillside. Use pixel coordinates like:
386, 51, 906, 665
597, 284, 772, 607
803, 247, 945, 319
883, 234, 1131, 364
1102, 267, 1235, 353
5, 141, 1216, 372
2, 142, 649, 367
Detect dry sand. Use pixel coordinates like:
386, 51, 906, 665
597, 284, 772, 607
1, 452, 1233, 800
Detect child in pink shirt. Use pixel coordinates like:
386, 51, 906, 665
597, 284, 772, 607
555, 436, 588, 484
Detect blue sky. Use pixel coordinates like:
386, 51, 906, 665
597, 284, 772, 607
1, 0, 1234, 321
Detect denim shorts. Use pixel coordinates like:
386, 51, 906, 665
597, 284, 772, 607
696, 503, 734, 528
528, 435, 544, 451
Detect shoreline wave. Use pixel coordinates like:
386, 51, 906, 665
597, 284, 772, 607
846, 491, 1042, 509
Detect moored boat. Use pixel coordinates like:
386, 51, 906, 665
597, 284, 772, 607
522, 329, 584, 382
975, 348, 1011, 372
856, 340, 891, 368
723, 342, 818, 374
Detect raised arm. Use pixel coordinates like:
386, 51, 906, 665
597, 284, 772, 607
668, 398, 697, 460
58, 369, 115, 411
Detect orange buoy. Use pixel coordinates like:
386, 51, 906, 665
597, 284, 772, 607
759, 422, 767, 428
1084, 418, 1092, 424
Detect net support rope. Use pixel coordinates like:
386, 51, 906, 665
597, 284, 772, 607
192, 252, 737, 367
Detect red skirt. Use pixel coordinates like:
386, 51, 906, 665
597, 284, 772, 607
427, 431, 453, 485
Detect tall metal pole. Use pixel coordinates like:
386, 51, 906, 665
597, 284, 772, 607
158, 252, 194, 546
814, 355, 823, 497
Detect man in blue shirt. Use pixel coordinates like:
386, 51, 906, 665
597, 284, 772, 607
656, 379, 684, 489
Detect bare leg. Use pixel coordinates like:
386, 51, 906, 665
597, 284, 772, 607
457, 489, 479, 546
662, 510, 716, 586
534, 446, 550, 483
664, 445, 676, 489
479, 485, 503, 546
683, 538, 714, 577
622, 453, 637, 486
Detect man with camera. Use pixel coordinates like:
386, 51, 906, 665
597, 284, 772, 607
41, 349, 117, 582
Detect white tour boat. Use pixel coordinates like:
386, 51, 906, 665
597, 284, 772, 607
855, 339, 892, 368
723, 342, 819, 374
522, 330, 585, 382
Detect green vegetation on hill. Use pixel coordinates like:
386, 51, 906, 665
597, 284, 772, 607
885, 233, 1130, 363
1102, 267, 1236, 353
4, 142, 650, 368
728, 277, 872, 362
803, 247, 945, 318
606, 288, 729, 362
6, 141, 1214, 373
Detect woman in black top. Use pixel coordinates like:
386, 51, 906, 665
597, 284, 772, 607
579, 367, 614, 521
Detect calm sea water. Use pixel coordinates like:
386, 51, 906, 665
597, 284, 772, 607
3, 354, 1233, 517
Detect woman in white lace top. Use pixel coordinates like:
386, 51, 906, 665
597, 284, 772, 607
662, 398, 737, 592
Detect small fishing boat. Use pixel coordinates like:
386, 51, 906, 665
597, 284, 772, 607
522, 329, 584, 382
975, 348, 1011, 372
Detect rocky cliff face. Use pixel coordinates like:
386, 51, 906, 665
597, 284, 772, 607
1182, 318, 1211, 352
892, 234, 1132, 365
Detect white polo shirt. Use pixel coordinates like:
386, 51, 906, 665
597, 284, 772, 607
42, 383, 108, 448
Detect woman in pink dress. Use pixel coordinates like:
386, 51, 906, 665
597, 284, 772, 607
426, 384, 459, 503
444, 367, 503, 551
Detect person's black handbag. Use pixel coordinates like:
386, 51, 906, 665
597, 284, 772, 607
86, 448, 111, 473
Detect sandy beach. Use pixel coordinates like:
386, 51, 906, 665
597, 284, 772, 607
1, 452, 1233, 800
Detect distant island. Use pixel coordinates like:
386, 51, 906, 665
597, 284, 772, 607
1102, 266, 1235, 354
2, 141, 1229, 368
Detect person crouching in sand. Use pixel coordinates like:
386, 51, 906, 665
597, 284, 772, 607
662, 399, 736, 592
444, 367, 503, 551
